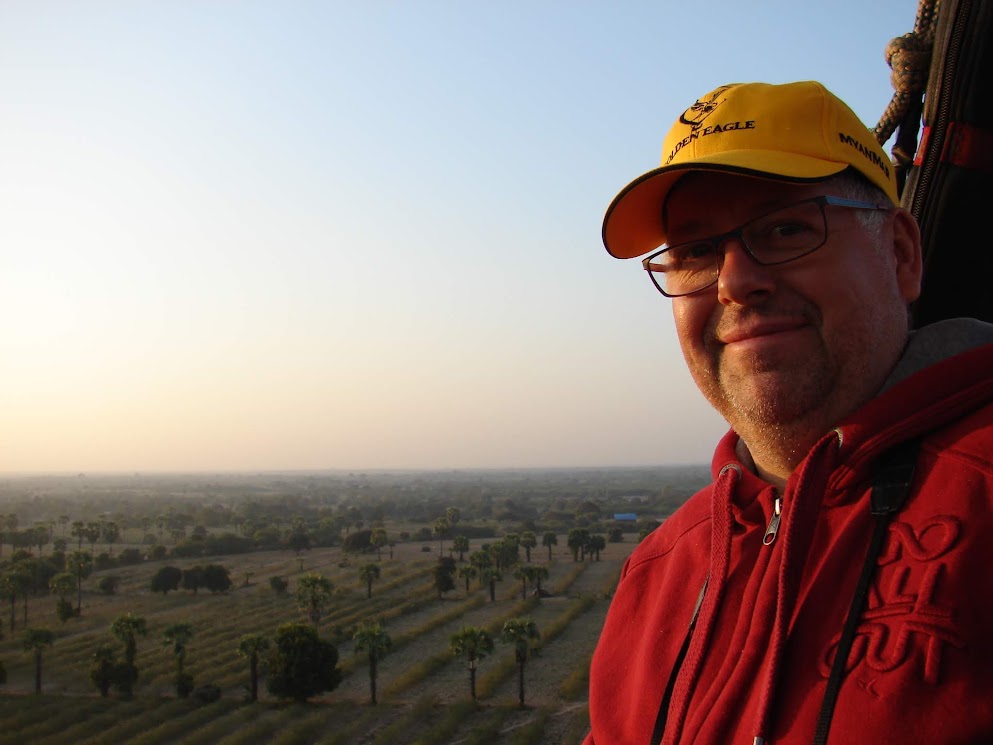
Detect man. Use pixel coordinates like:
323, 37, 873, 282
586, 81, 993, 744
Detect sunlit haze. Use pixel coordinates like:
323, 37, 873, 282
0, 1, 913, 472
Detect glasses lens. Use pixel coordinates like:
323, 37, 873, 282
646, 241, 718, 296
742, 200, 826, 264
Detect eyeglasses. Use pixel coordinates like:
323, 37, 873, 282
641, 195, 892, 297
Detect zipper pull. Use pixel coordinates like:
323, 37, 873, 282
763, 496, 782, 546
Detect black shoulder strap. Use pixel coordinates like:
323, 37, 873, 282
812, 439, 920, 745
650, 577, 709, 745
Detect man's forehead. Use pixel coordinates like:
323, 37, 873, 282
663, 172, 829, 238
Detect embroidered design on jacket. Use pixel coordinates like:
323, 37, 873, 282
820, 515, 965, 688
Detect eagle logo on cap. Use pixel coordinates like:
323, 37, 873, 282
679, 85, 735, 130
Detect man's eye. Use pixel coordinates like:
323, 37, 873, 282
769, 221, 817, 238
669, 242, 713, 263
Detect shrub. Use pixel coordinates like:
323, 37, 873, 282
265, 622, 342, 702
117, 548, 144, 565
149, 545, 168, 560
56, 598, 75, 623
202, 564, 232, 593
94, 553, 117, 571
269, 576, 288, 595
192, 683, 221, 705
343, 529, 373, 553
98, 575, 120, 595
151, 566, 182, 594
176, 671, 195, 698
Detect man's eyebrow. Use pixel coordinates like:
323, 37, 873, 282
665, 198, 802, 242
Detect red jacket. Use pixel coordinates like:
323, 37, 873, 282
587, 327, 993, 744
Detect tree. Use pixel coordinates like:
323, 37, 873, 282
343, 529, 373, 553
90, 644, 116, 697
66, 550, 93, 615
451, 535, 470, 562
567, 528, 590, 562
434, 557, 456, 598
445, 507, 461, 527
530, 566, 550, 598
370, 527, 388, 561
295, 573, 334, 626
513, 565, 532, 601
501, 617, 541, 708
83, 522, 102, 553
433, 517, 449, 557
456, 564, 478, 594
101, 521, 120, 555
589, 534, 607, 561
287, 526, 311, 555
150, 566, 182, 595
22, 627, 55, 694
0, 567, 30, 632
358, 563, 381, 599
480, 567, 502, 603
110, 612, 147, 698
50, 572, 76, 623
163, 623, 195, 697
265, 622, 341, 702
449, 626, 494, 703
520, 531, 537, 562
70, 520, 85, 550
182, 566, 204, 594
202, 564, 232, 593
353, 620, 392, 705
237, 633, 270, 702
98, 575, 121, 595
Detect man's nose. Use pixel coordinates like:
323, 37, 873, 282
716, 239, 776, 305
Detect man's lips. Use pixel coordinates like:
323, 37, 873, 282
717, 319, 809, 345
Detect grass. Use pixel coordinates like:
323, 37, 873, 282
0, 536, 635, 744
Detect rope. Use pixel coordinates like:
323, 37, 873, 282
873, 0, 940, 145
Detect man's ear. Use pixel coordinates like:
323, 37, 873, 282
891, 208, 923, 303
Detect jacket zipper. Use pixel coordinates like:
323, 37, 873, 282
762, 496, 782, 545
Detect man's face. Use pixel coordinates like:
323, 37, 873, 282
667, 172, 921, 446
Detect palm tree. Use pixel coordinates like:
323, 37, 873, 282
111, 612, 147, 698
66, 550, 93, 616
163, 622, 195, 697
22, 627, 55, 694
530, 566, 550, 599
370, 528, 388, 560
358, 563, 381, 599
589, 534, 607, 561
544, 530, 562, 559
0, 568, 30, 632
513, 565, 533, 600
433, 517, 449, 557
502, 617, 541, 708
449, 626, 494, 703
353, 619, 392, 705
456, 564, 478, 594
520, 531, 537, 562
237, 633, 270, 702
480, 567, 501, 603
295, 573, 334, 626
451, 535, 470, 561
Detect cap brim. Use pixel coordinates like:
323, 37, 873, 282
602, 150, 849, 259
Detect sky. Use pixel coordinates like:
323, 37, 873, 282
0, 0, 916, 473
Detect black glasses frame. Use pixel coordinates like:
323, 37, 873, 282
642, 195, 892, 298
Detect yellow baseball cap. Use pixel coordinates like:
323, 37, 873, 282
602, 81, 898, 259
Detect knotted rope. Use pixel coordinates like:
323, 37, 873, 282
874, 0, 940, 196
